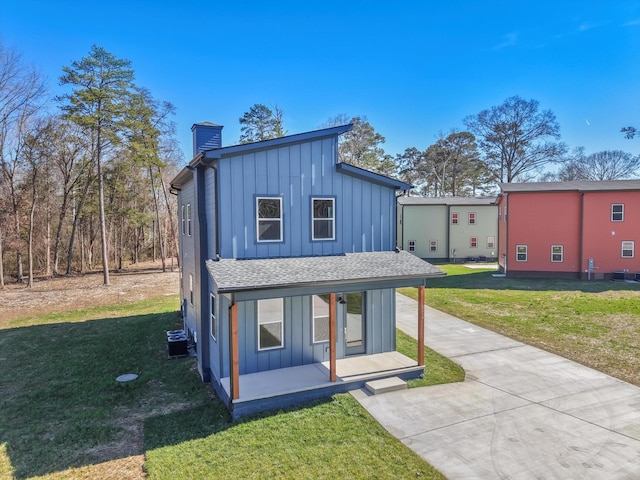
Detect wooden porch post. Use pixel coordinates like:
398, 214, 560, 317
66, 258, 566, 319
418, 285, 425, 367
329, 293, 337, 382
230, 303, 240, 400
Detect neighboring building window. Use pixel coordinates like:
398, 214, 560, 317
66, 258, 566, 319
210, 294, 217, 341
468, 212, 476, 225
312, 198, 335, 240
408, 240, 416, 252
470, 237, 478, 248
181, 205, 186, 235
258, 298, 284, 350
516, 244, 528, 262
312, 295, 330, 343
451, 212, 459, 224
611, 204, 624, 222
186, 203, 192, 236
551, 245, 564, 263
257, 197, 283, 242
622, 241, 635, 258
189, 274, 194, 305
498, 207, 502, 222
487, 236, 495, 249
429, 240, 437, 252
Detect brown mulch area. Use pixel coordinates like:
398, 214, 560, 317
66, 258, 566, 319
0, 260, 179, 326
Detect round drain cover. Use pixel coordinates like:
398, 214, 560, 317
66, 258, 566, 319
116, 373, 138, 382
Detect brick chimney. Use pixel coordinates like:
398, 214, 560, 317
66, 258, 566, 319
192, 122, 223, 157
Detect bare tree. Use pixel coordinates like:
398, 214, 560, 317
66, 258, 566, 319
464, 96, 566, 183
0, 42, 47, 284
551, 148, 640, 181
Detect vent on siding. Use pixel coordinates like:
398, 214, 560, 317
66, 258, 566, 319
192, 122, 223, 157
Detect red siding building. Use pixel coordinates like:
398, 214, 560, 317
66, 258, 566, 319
496, 180, 640, 279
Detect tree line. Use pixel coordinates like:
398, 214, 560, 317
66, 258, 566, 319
239, 98, 640, 196
0, 43, 182, 288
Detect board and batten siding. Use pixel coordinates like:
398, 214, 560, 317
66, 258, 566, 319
214, 289, 396, 378
178, 179, 197, 335
216, 137, 397, 259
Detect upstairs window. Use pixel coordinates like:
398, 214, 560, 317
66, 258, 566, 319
516, 244, 528, 262
611, 204, 624, 222
257, 197, 282, 242
551, 245, 564, 263
189, 274, 194, 305
312, 198, 335, 240
186, 204, 192, 236
451, 212, 459, 225
181, 205, 186, 235
468, 212, 477, 225
429, 240, 437, 252
408, 240, 416, 252
470, 236, 478, 248
487, 236, 495, 249
622, 241, 634, 258
258, 298, 284, 350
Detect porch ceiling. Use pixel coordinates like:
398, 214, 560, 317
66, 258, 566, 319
206, 250, 444, 294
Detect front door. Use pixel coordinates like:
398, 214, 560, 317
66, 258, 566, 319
345, 292, 365, 355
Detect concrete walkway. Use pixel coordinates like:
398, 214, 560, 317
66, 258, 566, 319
352, 293, 640, 479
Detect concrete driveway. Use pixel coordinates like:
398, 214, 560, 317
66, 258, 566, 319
353, 293, 640, 479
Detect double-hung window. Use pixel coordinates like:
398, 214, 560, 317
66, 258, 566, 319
470, 236, 478, 248
487, 236, 495, 249
551, 245, 563, 263
181, 205, 186, 235
257, 298, 284, 350
189, 274, 194, 305
451, 212, 459, 225
186, 204, 192, 236
257, 197, 282, 242
408, 240, 416, 252
516, 244, 528, 262
611, 204, 624, 222
622, 241, 634, 258
312, 295, 330, 343
468, 212, 476, 225
429, 240, 437, 252
312, 198, 335, 240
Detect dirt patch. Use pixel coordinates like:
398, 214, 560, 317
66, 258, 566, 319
0, 260, 179, 325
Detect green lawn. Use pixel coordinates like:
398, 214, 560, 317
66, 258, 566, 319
399, 264, 640, 386
0, 291, 459, 479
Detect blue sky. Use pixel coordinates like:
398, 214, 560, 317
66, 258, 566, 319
2, 1, 640, 165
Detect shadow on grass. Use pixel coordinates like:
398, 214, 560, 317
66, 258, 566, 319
0, 310, 208, 479
427, 269, 640, 293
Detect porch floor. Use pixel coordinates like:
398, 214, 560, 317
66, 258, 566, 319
220, 351, 422, 404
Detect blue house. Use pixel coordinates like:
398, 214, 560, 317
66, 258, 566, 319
170, 122, 444, 418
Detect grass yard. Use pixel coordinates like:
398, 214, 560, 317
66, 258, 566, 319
0, 274, 460, 480
399, 264, 640, 386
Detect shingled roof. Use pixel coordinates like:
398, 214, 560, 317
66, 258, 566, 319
206, 250, 444, 293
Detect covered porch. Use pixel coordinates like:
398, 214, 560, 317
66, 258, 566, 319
221, 351, 423, 418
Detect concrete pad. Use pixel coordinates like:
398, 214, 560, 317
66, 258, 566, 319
365, 377, 407, 395
404, 403, 640, 480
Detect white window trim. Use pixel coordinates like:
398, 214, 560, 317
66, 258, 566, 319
256, 197, 283, 243
257, 298, 284, 351
451, 212, 459, 225
312, 296, 330, 344
186, 203, 192, 237
516, 244, 528, 262
551, 245, 564, 263
210, 294, 217, 342
611, 204, 624, 222
189, 274, 194, 305
408, 240, 416, 252
621, 241, 634, 258
487, 236, 495, 249
311, 197, 335, 241
468, 212, 477, 225
429, 240, 437, 252
181, 205, 186, 235
470, 236, 478, 248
